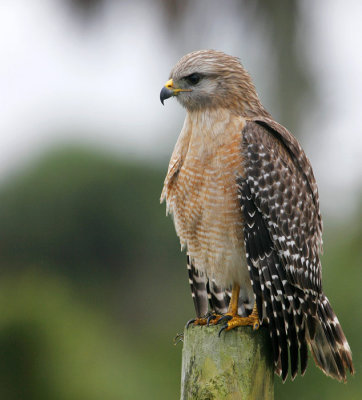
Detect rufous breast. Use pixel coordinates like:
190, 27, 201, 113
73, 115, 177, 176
162, 109, 250, 288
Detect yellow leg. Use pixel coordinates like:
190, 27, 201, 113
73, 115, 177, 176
188, 284, 241, 328
227, 284, 240, 315
187, 284, 260, 333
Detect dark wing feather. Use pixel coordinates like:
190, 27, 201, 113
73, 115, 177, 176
247, 118, 323, 294
240, 119, 353, 381
239, 177, 300, 380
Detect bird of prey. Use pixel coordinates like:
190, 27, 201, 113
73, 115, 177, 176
160, 50, 354, 382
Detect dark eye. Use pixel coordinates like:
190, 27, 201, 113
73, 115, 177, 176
185, 73, 202, 85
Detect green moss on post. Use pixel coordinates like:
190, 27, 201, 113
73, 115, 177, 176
180, 325, 274, 400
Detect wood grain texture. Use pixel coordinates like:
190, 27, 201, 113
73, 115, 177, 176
180, 326, 274, 400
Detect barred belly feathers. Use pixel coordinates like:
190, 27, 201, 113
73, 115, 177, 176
160, 50, 354, 382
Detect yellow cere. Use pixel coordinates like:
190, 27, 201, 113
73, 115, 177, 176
165, 79, 173, 88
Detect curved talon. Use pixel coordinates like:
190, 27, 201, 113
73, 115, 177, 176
207, 314, 217, 326
253, 321, 260, 330
216, 314, 232, 325
218, 324, 228, 337
186, 318, 196, 329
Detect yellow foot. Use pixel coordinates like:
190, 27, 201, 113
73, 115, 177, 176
218, 313, 260, 337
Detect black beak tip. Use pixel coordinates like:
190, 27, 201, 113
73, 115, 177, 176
160, 86, 173, 105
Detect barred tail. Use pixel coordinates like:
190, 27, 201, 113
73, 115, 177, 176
308, 294, 354, 381
186, 255, 254, 318
186, 256, 229, 317
186, 255, 208, 318
208, 279, 229, 314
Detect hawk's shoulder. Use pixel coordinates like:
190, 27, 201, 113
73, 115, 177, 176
240, 117, 323, 293
250, 117, 320, 211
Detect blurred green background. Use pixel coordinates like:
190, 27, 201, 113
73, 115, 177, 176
0, 1, 361, 399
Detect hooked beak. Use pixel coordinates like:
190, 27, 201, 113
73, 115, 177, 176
160, 79, 191, 105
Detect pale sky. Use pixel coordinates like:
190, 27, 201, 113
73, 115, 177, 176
0, 0, 361, 218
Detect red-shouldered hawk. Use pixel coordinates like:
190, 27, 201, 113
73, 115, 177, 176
160, 50, 354, 382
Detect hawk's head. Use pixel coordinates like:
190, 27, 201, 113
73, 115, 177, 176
160, 50, 267, 117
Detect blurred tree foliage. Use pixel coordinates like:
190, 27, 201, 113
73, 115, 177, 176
241, 0, 314, 131
66, 0, 103, 17
0, 273, 182, 400
0, 148, 192, 325
0, 148, 177, 279
0, 147, 359, 399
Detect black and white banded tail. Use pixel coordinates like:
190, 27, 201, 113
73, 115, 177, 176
186, 256, 253, 318
186, 256, 228, 317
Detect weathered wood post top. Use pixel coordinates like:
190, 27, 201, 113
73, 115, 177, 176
181, 325, 274, 400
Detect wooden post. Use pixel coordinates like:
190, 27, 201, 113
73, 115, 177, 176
180, 325, 274, 400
